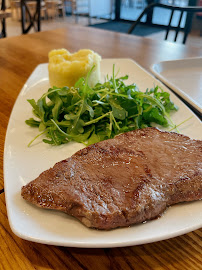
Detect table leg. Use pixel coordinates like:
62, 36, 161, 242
115, 0, 121, 21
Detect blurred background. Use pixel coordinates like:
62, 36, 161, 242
1, 0, 202, 46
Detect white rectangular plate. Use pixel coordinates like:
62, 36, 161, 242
4, 59, 202, 248
150, 57, 202, 114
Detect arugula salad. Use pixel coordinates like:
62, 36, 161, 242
25, 66, 178, 146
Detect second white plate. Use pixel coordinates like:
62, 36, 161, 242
150, 57, 202, 114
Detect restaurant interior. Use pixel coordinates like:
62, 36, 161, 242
1, 0, 202, 45
0, 0, 202, 270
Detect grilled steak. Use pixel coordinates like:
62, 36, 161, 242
21, 127, 202, 230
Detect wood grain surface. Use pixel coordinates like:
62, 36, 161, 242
0, 25, 202, 269
1, 193, 202, 270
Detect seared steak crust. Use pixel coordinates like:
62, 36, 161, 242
21, 128, 202, 229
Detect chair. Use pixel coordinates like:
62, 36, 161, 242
27, 1, 47, 19
1, 0, 12, 37
45, 0, 65, 19
128, 3, 202, 44
71, 0, 91, 24
20, 0, 41, 34
10, 0, 21, 20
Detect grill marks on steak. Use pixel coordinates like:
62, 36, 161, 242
21, 127, 202, 229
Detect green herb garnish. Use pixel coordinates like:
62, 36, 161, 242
25, 66, 178, 146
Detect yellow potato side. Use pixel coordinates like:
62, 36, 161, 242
48, 49, 101, 88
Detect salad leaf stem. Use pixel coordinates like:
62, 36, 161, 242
168, 116, 193, 132
111, 112, 120, 130
84, 112, 111, 126
28, 130, 48, 147
51, 119, 71, 138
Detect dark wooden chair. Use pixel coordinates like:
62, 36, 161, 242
1, 0, 12, 38
20, 0, 41, 34
128, 3, 202, 44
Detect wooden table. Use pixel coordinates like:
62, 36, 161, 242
0, 25, 202, 269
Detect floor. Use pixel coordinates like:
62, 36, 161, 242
5, 14, 105, 37
4, 10, 202, 49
